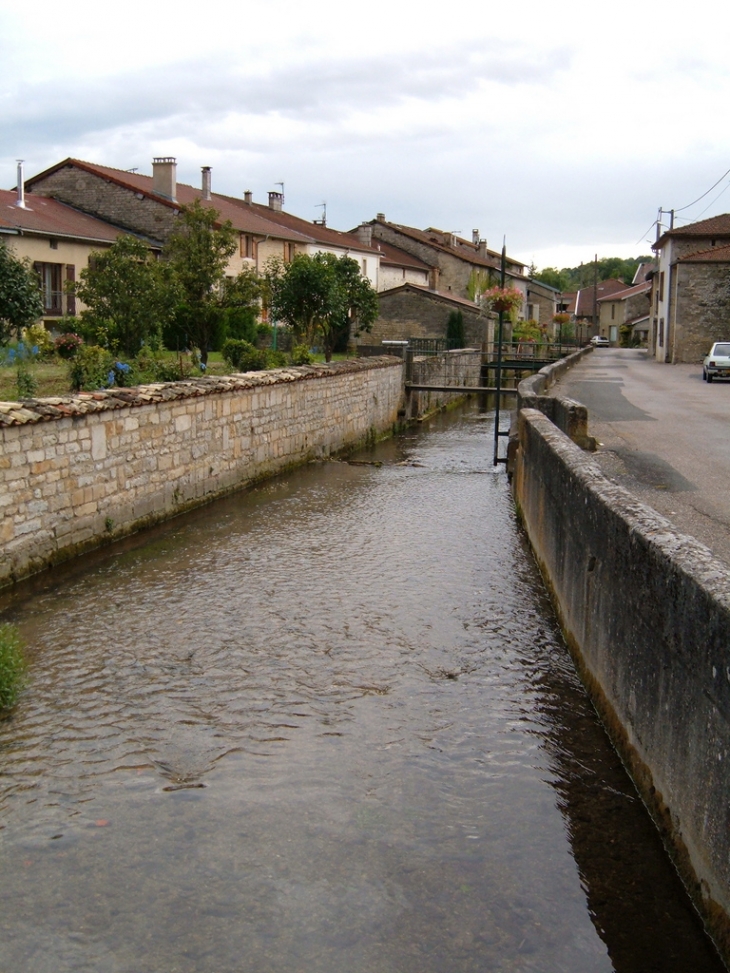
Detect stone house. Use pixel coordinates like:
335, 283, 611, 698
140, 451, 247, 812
25, 158, 314, 280
597, 280, 652, 345
358, 217, 527, 306
560, 279, 628, 342
524, 278, 560, 329
651, 214, 730, 362
368, 283, 492, 348
349, 226, 430, 291
0, 180, 130, 327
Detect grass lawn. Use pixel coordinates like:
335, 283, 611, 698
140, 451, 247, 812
0, 350, 354, 403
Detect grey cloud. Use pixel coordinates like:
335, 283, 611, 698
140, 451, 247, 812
3, 41, 572, 153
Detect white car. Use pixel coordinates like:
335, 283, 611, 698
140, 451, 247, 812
703, 342, 730, 382
590, 335, 609, 347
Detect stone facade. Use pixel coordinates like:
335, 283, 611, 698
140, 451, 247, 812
0, 359, 403, 588
29, 166, 176, 241
671, 262, 730, 362
370, 285, 492, 348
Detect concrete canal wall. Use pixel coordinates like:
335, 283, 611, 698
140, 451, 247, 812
0, 357, 404, 588
513, 358, 730, 958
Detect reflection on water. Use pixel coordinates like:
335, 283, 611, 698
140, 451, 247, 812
0, 409, 724, 973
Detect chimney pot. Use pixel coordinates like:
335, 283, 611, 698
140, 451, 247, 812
376, 212, 385, 222
152, 157, 177, 202
268, 191, 283, 212
479, 240, 488, 257
244, 190, 253, 204
15, 160, 27, 209
472, 229, 479, 245
201, 166, 212, 200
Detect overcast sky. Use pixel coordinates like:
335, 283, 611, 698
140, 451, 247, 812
2, 0, 729, 270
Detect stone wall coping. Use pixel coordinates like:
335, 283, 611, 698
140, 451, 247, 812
0, 356, 402, 427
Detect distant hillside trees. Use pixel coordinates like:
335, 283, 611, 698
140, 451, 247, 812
533, 256, 653, 291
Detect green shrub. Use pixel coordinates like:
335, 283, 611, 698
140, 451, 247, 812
23, 323, 55, 360
68, 344, 113, 391
221, 338, 267, 372
290, 344, 314, 366
16, 359, 38, 398
446, 310, 465, 349
0, 623, 26, 712
265, 349, 287, 368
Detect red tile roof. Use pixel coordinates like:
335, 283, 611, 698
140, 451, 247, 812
655, 213, 730, 248
0, 190, 124, 243
26, 159, 312, 243
370, 219, 526, 271
221, 196, 380, 254
596, 280, 651, 302
574, 279, 627, 316
371, 239, 430, 271
378, 282, 481, 310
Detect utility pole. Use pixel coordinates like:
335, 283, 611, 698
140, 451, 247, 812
493, 240, 508, 466
592, 253, 598, 339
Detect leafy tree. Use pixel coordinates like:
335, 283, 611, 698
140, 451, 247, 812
446, 310, 465, 349
533, 256, 653, 292
0, 241, 43, 342
266, 252, 378, 361
163, 200, 238, 365
75, 236, 175, 356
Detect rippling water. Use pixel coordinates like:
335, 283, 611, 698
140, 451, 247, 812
0, 408, 724, 972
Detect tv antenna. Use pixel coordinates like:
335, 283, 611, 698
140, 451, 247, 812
314, 202, 327, 226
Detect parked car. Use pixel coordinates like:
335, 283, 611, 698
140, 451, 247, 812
590, 335, 609, 347
702, 342, 730, 382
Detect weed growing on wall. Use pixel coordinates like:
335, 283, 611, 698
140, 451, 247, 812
0, 623, 26, 712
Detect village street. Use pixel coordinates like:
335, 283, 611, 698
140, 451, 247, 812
551, 347, 730, 566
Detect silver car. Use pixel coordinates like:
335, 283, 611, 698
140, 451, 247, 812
703, 342, 730, 382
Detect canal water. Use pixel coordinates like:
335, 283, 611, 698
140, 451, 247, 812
0, 407, 724, 973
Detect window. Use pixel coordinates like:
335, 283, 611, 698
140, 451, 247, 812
240, 234, 256, 260
659, 272, 665, 302
362, 259, 367, 276
49, 238, 58, 250
611, 304, 615, 320
33, 262, 64, 315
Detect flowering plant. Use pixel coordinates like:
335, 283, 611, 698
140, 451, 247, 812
482, 286, 524, 314
55, 332, 84, 359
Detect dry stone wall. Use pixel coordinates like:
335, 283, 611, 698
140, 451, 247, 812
0, 358, 403, 588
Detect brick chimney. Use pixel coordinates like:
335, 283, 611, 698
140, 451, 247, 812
152, 157, 177, 202
243, 191, 253, 204
268, 191, 283, 212
356, 224, 373, 247
201, 166, 212, 200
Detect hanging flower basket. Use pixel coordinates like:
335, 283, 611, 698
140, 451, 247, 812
482, 286, 524, 315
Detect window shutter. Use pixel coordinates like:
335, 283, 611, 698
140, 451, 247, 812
66, 265, 76, 316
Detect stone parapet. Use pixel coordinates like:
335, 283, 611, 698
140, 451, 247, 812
0, 358, 404, 588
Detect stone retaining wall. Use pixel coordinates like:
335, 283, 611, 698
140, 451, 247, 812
406, 349, 482, 419
513, 385, 730, 960
0, 358, 403, 588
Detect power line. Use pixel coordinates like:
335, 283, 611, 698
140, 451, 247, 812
694, 179, 730, 220
674, 166, 730, 213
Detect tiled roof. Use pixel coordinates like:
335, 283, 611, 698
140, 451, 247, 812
574, 279, 627, 316
370, 219, 526, 271
655, 213, 730, 248
0, 190, 125, 243
677, 243, 730, 263
378, 282, 481, 310
223, 197, 379, 254
596, 280, 651, 302
26, 159, 312, 243
371, 239, 430, 271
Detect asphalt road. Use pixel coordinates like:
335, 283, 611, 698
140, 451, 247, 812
550, 347, 730, 566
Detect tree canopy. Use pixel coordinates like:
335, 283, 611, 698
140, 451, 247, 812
162, 200, 240, 364
266, 252, 378, 361
75, 236, 175, 355
0, 241, 43, 342
532, 255, 653, 292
